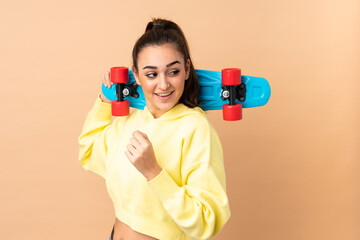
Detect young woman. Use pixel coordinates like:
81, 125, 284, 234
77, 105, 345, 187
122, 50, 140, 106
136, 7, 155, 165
78, 18, 231, 240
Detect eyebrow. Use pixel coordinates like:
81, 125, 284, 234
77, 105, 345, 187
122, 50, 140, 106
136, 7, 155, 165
143, 60, 180, 70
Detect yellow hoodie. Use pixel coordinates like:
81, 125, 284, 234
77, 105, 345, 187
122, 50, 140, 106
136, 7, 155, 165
78, 96, 231, 240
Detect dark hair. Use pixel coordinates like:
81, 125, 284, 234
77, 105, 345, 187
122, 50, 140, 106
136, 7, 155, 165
132, 18, 200, 108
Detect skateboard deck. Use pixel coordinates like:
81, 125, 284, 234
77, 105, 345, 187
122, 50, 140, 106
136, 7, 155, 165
102, 68, 271, 120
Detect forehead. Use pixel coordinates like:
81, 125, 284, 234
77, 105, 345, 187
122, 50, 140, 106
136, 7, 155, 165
137, 44, 184, 68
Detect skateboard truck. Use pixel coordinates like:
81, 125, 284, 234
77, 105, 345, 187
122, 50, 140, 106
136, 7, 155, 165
221, 83, 246, 102
122, 82, 140, 99
110, 67, 132, 116
221, 68, 243, 121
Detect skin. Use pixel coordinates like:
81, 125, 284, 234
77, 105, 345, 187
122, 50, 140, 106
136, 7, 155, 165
132, 43, 190, 119
101, 43, 190, 239
125, 130, 162, 181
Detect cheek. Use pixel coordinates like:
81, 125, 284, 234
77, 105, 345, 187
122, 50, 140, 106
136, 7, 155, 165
176, 81, 186, 95
145, 87, 155, 95
140, 81, 154, 93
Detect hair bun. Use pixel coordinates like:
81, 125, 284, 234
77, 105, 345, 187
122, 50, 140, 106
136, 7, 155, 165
145, 18, 174, 32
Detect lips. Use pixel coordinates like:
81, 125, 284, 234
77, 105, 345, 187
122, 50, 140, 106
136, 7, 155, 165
155, 92, 173, 97
154, 91, 174, 100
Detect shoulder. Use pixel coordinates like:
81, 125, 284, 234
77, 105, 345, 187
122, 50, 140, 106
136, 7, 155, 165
180, 106, 225, 171
111, 108, 146, 127
179, 105, 210, 126
179, 105, 220, 140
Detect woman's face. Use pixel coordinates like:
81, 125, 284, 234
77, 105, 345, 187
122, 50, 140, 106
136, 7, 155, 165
133, 43, 190, 119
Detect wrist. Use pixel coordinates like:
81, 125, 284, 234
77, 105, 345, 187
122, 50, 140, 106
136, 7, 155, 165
146, 166, 163, 181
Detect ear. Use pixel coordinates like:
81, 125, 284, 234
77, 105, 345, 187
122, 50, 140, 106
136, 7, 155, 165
185, 59, 191, 80
132, 66, 141, 85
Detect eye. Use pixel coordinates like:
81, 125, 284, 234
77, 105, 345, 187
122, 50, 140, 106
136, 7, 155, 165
146, 72, 157, 78
169, 70, 180, 76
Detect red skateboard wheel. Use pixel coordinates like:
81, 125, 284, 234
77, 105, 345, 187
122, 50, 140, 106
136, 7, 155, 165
111, 67, 129, 83
223, 103, 242, 121
222, 68, 241, 86
111, 100, 130, 116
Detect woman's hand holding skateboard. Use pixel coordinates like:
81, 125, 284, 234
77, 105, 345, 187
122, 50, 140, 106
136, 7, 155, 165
100, 71, 113, 103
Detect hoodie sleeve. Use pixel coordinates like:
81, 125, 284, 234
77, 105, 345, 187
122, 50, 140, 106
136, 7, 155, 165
78, 95, 112, 178
147, 117, 231, 240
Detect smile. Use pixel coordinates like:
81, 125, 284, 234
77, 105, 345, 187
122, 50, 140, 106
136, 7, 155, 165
154, 91, 174, 99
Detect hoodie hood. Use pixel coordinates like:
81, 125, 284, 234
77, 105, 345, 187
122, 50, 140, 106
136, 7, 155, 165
143, 103, 206, 122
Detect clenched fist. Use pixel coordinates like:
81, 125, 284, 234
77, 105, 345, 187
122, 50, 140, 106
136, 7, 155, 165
125, 131, 162, 181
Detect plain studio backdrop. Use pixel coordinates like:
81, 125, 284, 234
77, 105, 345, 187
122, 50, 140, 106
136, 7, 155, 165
0, 0, 359, 239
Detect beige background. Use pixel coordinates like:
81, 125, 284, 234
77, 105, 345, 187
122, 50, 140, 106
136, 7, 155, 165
0, 0, 359, 239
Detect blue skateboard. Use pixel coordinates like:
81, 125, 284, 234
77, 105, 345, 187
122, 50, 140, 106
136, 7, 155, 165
102, 67, 271, 121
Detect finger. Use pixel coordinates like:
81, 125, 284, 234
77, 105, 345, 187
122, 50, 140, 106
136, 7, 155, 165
105, 71, 112, 88
134, 130, 149, 139
125, 150, 133, 161
140, 131, 149, 140
130, 136, 141, 148
133, 131, 148, 145
102, 72, 109, 88
110, 72, 113, 86
101, 73, 105, 84
105, 71, 109, 81
126, 144, 137, 156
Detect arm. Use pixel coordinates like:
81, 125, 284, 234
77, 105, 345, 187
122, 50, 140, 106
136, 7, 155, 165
147, 120, 231, 240
78, 95, 112, 178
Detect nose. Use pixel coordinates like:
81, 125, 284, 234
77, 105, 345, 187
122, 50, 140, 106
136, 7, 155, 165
158, 73, 170, 90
